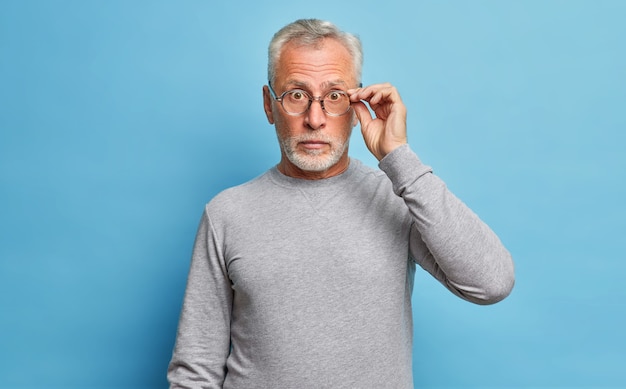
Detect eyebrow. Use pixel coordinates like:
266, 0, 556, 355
284, 79, 348, 91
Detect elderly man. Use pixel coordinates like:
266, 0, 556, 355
168, 18, 514, 389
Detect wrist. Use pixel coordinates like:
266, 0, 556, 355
378, 141, 408, 161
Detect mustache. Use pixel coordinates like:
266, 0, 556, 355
287, 133, 336, 143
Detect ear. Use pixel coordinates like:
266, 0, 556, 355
263, 85, 275, 124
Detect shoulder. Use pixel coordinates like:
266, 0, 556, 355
206, 171, 271, 214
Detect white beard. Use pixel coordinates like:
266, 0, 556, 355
279, 132, 350, 172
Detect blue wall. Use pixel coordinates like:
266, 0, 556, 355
1, 1, 624, 387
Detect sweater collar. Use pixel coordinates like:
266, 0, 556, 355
268, 158, 361, 189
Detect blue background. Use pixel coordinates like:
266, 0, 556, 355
1, 1, 624, 388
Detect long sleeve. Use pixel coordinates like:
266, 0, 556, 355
168, 209, 232, 388
379, 144, 515, 305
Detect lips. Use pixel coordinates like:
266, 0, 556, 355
300, 140, 328, 150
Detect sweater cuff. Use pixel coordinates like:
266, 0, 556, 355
378, 144, 433, 196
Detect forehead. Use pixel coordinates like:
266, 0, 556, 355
274, 38, 356, 89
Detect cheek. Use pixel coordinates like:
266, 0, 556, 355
274, 115, 302, 137
333, 117, 355, 139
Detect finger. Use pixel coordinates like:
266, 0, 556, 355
348, 84, 381, 101
350, 82, 390, 93
350, 100, 372, 128
369, 85, 397, 106
349, 85, 375, 102
350, 84, 397, 107
348, 87, 366, 102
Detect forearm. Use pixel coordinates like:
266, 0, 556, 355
380, 145, 515, 304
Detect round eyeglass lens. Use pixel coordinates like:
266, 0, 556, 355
323, 91, 350, 115
283, 90, 309, 114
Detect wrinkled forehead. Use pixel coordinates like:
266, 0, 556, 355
279, 79, 349, 94
274, 38, 357, 88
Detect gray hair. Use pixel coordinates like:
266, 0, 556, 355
267, 19, 363, 85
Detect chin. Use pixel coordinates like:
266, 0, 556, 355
279, 133, 350, 173
288, 153, 339, 172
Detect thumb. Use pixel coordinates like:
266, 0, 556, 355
351, 101, 372, 129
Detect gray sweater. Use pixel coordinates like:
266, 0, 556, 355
168, 145, 515, 388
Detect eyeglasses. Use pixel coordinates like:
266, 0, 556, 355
268, 83, 352, 117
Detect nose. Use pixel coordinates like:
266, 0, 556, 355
304, 99, 326, 131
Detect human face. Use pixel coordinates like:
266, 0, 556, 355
263, 38, 359, 179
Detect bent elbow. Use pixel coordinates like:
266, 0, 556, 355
474, 251, 516, 305
449, 262, 516, 305
475, 274, 515, 305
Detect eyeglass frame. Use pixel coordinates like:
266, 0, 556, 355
267, 82, 362, 117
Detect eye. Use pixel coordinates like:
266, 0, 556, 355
327, 91, 343, 101
289, 90, 307, 101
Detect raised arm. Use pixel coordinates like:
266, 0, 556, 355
381, 145, 514, 304
349, 83, 515, 304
